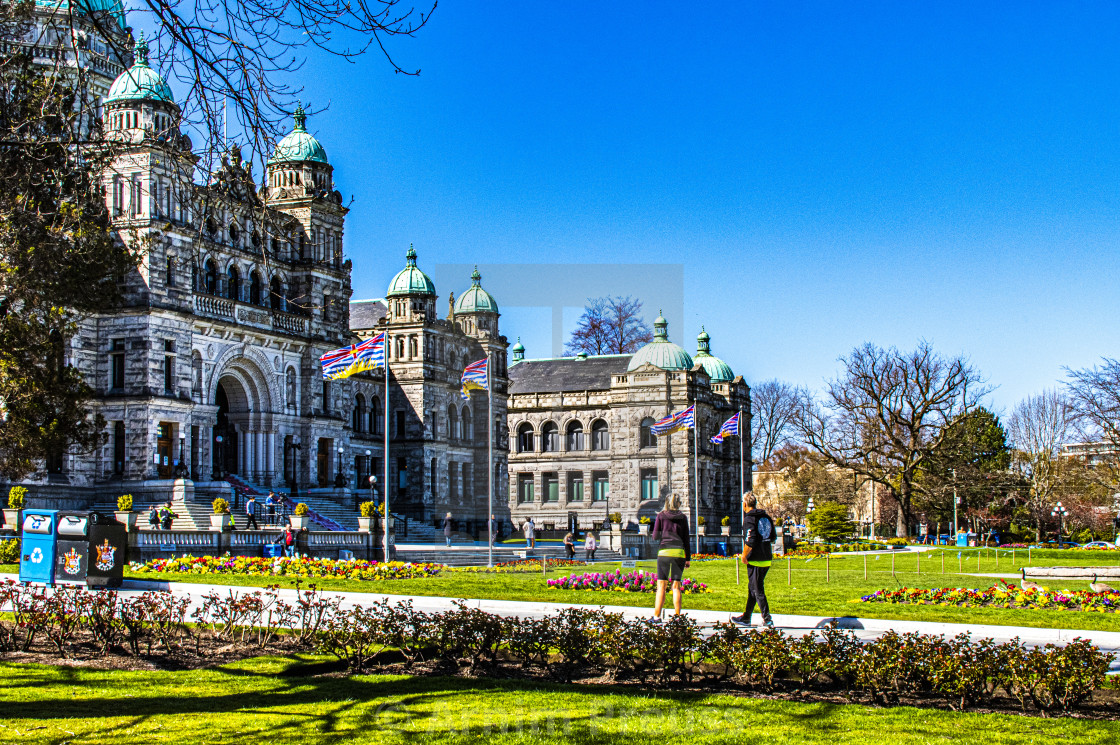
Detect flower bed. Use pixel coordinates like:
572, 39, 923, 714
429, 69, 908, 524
547, 569, 707, 593
860, 581, 1120, 613
689, 553, 732, 562
784, 546, 830, 557
453, 559, 586, 573
131, 555, 443, 581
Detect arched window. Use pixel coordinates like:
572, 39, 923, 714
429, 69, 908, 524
639, 417, 657, 448
591, 420, 609, 451
447, 405, 459, 442
204, 259, 217, 295
249, 270, 262, 305
270, 277, 284, 310
566, 421, 584, 451
541, 421, 559, 452
462, 407, 472, 442
370, 396, 382, 434
353, 394, 366, 432
517, 423, 534, 453
227, 265, 240, 301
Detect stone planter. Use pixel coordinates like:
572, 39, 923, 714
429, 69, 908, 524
115, 511, 137, 532
699, 526, 711, 537
721, 526, 731, 536
357, 516, 374, 533
638, 524, 650, 536
209, 514, 229, 531
2, 508, 21, 532
289, 515, 310, 530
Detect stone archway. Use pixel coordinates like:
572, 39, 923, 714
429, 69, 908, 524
210, 354, 276, 485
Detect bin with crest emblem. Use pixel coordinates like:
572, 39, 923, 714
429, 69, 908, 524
18, 509, 59, 585
55, 512, 91, 584
86, 512, 127, 588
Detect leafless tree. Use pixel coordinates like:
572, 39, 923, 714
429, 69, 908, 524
1065, 358, 1120, 486
750, 379, 802, 464
796, 341, 990, 537
564, 296, 652, 356
1006, 389, 1074, 540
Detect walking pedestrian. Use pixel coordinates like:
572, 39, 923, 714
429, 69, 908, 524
442, 512, 453, 547
245, 495, 260, 530
523, 518, 534, 549
563, 531, 575, 559
584, 531, 597, 562
147, 503, 160, 530
651, 494, 691, 620
732, 492, 775, 628
489, 514, 499, 546
281, 526, 297, 557
265, 492, 277, 525
158, 501, 177, 530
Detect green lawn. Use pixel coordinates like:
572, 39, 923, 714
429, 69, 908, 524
5, 550, 1120, 632
1, 656, 1116, 744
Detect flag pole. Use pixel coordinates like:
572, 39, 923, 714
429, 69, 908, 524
487, 351, 494, 568
739, 405, 744, 531
694, 408, 700, 557
383, 336, 391, 562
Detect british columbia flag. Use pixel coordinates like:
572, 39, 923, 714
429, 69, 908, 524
320, 333, 384, 380
710, 412, 740, 444
651, 406, 695, 436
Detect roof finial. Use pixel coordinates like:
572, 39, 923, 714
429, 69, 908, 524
653, 309, 668, 340
292, 101, 307, 132
134, 31, 149, 66
471, 265, 481, 284
406, 243, 417, 266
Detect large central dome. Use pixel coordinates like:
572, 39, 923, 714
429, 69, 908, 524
269, 105, 329, 165
626, 312, 693, 372
386, 245, 436, 297
106, 34, 174, 104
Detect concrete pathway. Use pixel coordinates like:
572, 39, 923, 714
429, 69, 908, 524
4, 573, 1117, 669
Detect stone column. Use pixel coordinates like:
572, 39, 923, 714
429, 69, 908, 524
265, 431, 275, 486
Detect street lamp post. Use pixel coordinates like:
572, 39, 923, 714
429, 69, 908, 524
176, 430, 187, 477
214, 435, 224, 479
806, 496, 815, 539
1051, 501, 1069, 542
335, 446, 346, 487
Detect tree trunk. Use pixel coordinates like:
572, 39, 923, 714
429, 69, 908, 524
897, 479, 912, 538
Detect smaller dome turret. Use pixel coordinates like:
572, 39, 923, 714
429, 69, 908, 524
454, 267, 499, 315
694, 326, 735, 382
387, 245, 437, 297
106, 33, 175, 104
269, 104, 329, 165
626, 311, 694, 372
511, 337, 525, 363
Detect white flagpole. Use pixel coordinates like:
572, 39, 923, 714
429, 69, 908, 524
739, 405, 744, 525
383, 336, 391, 562
694, 408, 700, 557
487, 352, 494, 568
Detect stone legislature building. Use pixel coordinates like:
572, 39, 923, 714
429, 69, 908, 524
11, 0, 751, 534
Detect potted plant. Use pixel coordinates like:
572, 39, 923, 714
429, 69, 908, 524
210, 498, 231, 531
3, 486, 26, 531
290, 502, 310, 530
638, 515, 651, 535
698, 515, 709, 536
720, 515, 731, 536
115, 494, 137, 531
358, 501, 375, 532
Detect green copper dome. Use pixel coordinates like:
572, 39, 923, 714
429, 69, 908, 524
268, 105, 329, 164
387, 245, 436, 297
510, 337, 525, 362
694, 326, 735, 382
36, 0, 127, 30
106, 34, 175, 104
626, 311, 694, 372
454, 267, 499, 314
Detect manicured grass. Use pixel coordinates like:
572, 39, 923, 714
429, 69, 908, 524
1, 656, 1117, 744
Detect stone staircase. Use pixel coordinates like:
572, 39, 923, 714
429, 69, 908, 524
224, 475, 349, 531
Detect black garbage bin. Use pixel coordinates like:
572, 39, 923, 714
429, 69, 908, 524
87, 512, 127, 588
55, 512, 91, 584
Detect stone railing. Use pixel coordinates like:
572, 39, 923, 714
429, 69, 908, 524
272, 309, 308, 334
195, 294, 235, 319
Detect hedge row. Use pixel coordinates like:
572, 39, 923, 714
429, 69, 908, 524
0, 579, 1109, 715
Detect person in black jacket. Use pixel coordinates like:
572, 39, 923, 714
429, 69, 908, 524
650, 493, 691, 619
732, 492, 775, 627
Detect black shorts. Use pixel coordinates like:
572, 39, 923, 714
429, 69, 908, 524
656, 556, 686, 582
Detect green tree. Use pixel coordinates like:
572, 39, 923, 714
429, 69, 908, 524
0, 11, 139, 479
807, 502, 855, 543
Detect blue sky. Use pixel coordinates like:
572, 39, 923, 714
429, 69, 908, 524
232, 3, 1120, 411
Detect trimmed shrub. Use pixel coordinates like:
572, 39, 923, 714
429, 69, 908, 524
116, 494, 133, 511
6, 486, 26, 509
211, 498, 229, 515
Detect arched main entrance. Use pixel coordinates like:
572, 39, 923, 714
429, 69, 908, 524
213, 382, 240, 476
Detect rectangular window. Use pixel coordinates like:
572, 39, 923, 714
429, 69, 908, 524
640, 468, 659, 503
543, 472, 559, 502
112, 176, 123, 215
592, 471, 609, 502
113, 421, 125, 475
462, 463, 472, 498
321, 379, 330, 414
110, 339, 125, 390
448, 462, 457, 500
396, 410, 406, 439
397, 456, 408, 490
165, 256, 175, 287
163, 355, 174, 393
567, 472, 584, 502
517, 473, 534, 503
130, 175, 141, 216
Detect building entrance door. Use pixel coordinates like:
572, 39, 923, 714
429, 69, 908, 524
156, 422, 173, 479
316, 439, 330, 487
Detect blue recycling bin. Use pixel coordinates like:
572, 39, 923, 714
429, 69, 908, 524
18, 509, 59, 584
263, 543, 283, 558
716, 541, 728, 557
